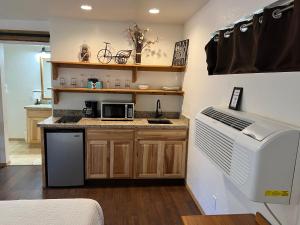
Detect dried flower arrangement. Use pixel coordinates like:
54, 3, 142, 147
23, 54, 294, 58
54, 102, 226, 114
128, 24, 158, 64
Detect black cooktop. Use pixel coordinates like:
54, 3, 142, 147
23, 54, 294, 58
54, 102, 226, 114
56, 116, 82, 124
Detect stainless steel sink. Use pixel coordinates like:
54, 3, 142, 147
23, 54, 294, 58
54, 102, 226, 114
147, 119, 172, 124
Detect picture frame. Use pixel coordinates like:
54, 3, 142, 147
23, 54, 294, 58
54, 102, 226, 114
172, 39, 189, 66
229, 87, 243, 110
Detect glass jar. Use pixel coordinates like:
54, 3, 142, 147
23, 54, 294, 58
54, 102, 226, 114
115, 79, 121, 89
59, 78, 65, 87
125, 80, 131, 89
105, 75, 111, 89
80, 74, 86, 88
71, 78, 77, 87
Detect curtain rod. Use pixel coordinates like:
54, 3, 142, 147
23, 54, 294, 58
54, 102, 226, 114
211, 0, 294, 39
267, 0, 293, 8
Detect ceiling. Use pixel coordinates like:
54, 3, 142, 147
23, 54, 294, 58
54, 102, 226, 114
0, 0, 208, 24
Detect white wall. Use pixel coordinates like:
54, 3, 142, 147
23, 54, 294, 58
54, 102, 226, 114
0, 45, 8, 163
50, 18, 184, 112
183, 0, 300, 225
0, 19, 49, 31
3, 44, 43, 139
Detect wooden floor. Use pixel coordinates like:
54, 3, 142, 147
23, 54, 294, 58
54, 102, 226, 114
0, 166, 200, 225
7, 140, 41, 165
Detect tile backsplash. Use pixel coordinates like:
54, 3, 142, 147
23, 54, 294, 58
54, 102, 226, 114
53, 109, 180, 119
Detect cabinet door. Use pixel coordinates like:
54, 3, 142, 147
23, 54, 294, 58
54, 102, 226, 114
86, 140, 108, 179
27, 117, 43, 144
162, 141, 186, 178
136, 140, 162, 178
110, 140, 133, 178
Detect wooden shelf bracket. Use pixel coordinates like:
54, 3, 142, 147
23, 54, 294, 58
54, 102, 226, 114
132, 67, 138, 83
52, 63, 59, 80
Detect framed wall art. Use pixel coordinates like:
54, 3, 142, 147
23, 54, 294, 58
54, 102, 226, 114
172, 39, 189, 66
229, 87, 243, 110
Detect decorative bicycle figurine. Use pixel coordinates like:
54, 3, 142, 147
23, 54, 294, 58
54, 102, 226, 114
97, 42, 132, 64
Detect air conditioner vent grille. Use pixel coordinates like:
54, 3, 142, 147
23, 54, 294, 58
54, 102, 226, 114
202, 107, 253, 131
195, 119, 234, 175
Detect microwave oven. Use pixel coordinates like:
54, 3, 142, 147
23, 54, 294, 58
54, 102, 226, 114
101, 102, 134, 120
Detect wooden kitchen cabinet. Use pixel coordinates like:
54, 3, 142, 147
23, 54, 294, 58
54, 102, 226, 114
162, 141, 186, 178
26, 108, 52, 144
136, 140, 162, 178
86, 140, 109, 179
28, 117, 43, 144
135, 129, 188, 179
86, 129, 134, 179
110, 140, 133, 178
86, 128, 188, 180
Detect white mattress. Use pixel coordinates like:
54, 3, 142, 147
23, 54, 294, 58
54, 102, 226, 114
0, 199, 104, 225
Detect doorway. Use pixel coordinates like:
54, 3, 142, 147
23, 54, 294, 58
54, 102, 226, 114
0, 43, 52, 165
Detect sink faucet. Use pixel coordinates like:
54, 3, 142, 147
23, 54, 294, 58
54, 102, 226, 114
155, 99, 163, 118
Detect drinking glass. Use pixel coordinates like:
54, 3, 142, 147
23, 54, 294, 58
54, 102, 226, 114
59, 78, 65, 87
71, 78, 77, 87
115, 79, 121, 88
125, 80, 131, 89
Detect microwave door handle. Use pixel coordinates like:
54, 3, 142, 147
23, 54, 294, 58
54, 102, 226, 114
125, 105, 128, 118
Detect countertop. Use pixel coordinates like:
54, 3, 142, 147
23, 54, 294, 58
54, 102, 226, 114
38, 117, 189, 129
24, 104, 52, 110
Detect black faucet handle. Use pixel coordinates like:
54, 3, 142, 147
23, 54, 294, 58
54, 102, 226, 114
155, 99, 163, 118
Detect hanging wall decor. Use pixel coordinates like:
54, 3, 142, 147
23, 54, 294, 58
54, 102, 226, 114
229, 87, 243, 111
128, 24, 158, 64
205, 0, 299, 75
172, 39, 189, 66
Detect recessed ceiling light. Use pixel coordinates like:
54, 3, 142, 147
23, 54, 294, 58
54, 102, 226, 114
149, 8, 160, 14
81, 4, 92, 11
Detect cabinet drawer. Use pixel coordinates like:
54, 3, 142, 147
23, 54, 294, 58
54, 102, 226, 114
87, 129, 134, 140
27, 109, 52, 118
136, 129, 187, 140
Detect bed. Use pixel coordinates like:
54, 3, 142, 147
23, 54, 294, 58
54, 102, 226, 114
0, 199, 104, 225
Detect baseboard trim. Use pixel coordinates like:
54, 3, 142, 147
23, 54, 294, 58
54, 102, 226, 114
85, 179, 185, 187
0, 163, 7, 168
185, 183, 206, 215
8, 138, 25, 142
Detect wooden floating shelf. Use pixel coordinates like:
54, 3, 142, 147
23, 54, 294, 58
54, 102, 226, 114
51, 61, 186, 83
52, 87, 184, 104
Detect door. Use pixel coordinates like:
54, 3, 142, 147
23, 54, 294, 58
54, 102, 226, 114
110, 140, 133, 178
136, 140, 162, 178
86, 140, 108, 179
162, 141, 186, 178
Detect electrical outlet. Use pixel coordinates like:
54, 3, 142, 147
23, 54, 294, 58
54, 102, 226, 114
212, 195, 217, 211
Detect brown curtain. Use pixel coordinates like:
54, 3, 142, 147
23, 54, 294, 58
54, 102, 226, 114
214, 29, 234, 74
205, 37, 218, 75
255, 3, 295, 72
229, 15, 262, 73
205, 1, 300, 75
281, 0, 300, 70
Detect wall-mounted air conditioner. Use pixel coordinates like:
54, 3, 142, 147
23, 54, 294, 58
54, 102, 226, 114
195, 106, 300, 204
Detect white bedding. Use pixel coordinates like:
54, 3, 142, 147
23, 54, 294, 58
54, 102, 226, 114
0, 199, 104, 225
